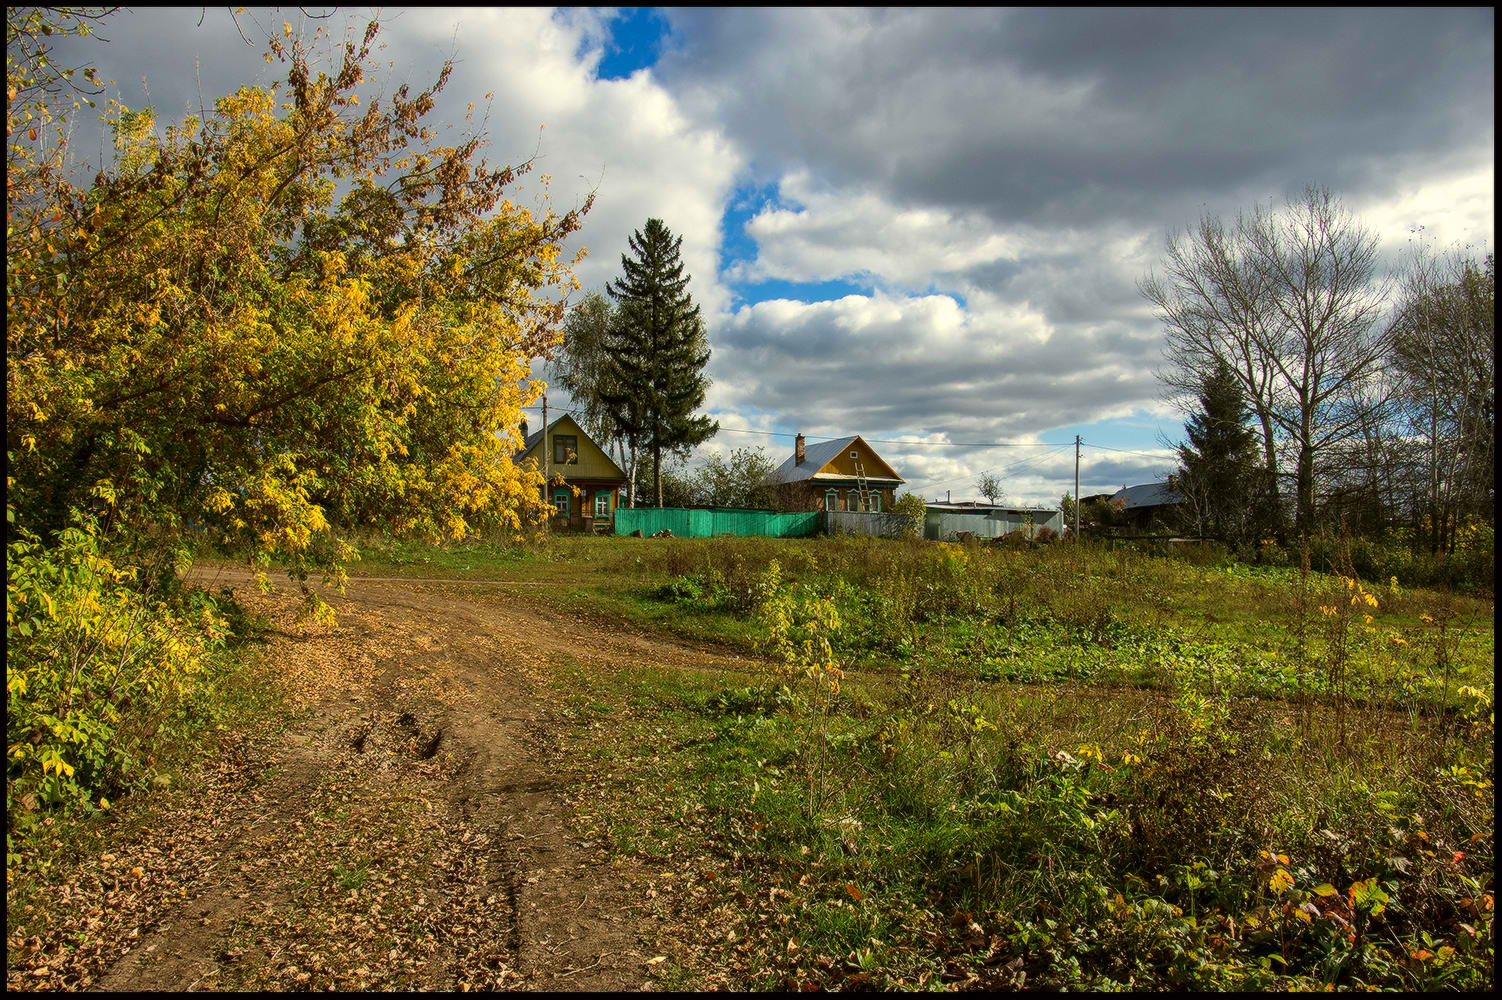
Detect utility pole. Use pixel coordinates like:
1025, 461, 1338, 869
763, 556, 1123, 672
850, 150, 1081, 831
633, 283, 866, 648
1074, 435, 1081, 539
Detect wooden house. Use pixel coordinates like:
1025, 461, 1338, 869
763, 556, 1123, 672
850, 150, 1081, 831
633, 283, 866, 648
763, 433, 905, 513
514, 414, 627, 532
1081, 482, 1187, 535
1111, 482, 1186, 534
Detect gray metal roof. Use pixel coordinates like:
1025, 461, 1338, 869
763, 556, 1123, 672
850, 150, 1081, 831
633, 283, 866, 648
763, 435, 904, 486
926, 501, 1061, 514
1113, 482, 1186, 509
513, 415, 565, 463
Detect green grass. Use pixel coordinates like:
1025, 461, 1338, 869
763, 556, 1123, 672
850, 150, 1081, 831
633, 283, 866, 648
354, 533, 1491, 713
515, 534, 1493, 990
202, 531, 1494, 989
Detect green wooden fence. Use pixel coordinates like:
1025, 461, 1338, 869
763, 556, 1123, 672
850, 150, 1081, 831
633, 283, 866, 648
614, 507, 821, 538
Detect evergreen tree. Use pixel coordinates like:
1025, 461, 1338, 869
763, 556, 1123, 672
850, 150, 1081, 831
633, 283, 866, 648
1174, 358, 1265, 543
601, 218, 718, 506
550, 292, 641, 491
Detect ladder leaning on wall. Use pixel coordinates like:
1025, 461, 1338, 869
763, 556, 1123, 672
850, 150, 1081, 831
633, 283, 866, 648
853, 457, 871, 512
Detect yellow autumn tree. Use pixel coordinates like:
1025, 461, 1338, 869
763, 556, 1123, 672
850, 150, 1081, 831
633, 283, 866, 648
7, 12, 588, 583
7, 9, 591, 820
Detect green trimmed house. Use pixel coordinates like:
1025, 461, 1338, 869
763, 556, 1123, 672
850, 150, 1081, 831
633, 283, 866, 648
762, 433, 905, 513
514, 414, 627, 532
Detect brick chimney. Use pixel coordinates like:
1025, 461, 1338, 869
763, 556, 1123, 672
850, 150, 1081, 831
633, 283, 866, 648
795, 433, 806, 465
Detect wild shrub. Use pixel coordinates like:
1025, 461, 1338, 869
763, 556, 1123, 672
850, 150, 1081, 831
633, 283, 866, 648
753, 560, 847, 818
7, 516, 227, 825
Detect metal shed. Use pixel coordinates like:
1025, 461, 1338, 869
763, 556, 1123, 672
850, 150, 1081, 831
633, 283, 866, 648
923, 502, 1065, 541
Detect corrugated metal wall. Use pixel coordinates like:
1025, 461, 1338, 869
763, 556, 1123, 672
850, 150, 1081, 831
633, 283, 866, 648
614, 508, 821, 538
823, 511, 910, 538
924, 509, 1065, 541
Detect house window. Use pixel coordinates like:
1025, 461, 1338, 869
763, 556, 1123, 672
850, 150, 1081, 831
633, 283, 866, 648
594, 491, 610, 518
552, 489, 570, 517
850, 451, 858, 460
553, 435, 578, 465
871, 491, 881, 513
824, 490, 838, 512
849, 490, 862, 512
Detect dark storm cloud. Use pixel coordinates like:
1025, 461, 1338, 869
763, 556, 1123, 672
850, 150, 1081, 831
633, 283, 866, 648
659, 7, 1494, 228
670, 6, 1490, 499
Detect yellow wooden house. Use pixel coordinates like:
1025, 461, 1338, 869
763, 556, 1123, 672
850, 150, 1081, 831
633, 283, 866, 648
763, 433, 905, 512
514, 414, 628, 532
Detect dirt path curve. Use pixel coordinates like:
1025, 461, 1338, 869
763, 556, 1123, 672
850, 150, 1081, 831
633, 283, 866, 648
85, 567, 752, 992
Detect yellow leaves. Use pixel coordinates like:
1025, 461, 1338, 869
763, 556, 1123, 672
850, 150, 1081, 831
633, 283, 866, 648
1269, 868, 1294, 894
1075, 743, 1106, 764
206, 488, 237, 515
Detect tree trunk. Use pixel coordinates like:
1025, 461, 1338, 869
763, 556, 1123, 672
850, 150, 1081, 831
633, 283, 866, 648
626, 443, 638, 508
653, 440, 663, 508
1295, 441, 1315, 540
1430, 407, 1441, 554
1256, 412, 1284, 540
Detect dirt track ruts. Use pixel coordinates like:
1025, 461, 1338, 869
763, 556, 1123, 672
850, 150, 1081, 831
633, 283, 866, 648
83, 565, 753, 992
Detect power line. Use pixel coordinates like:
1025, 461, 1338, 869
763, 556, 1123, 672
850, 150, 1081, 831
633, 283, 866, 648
1084, 442, 1178, 458
905, 445, 1075, 493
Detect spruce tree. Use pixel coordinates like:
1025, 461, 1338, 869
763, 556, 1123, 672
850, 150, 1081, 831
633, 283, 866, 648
1175, 358, 1263, 542
601, 219, 718, 507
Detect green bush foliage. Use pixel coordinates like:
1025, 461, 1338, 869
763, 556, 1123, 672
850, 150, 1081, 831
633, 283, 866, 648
567, 533, 1495, 988
6, 515, 227, 826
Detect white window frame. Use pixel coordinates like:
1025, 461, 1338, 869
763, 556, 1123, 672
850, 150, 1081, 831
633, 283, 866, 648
552, 489, 570, 517
824, 489, 838, 512
594, 491, 610, 518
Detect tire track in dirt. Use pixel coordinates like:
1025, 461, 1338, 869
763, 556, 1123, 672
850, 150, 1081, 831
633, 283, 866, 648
84, 566, 724, 992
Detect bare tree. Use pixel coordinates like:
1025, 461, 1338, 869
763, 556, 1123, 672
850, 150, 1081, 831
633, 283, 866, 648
1389, 250, 1495, 551
1245, 187, 1391, 537
1142, 186, 1391, 538
1142, 212, 1286, 531
974, 472, 1005, 505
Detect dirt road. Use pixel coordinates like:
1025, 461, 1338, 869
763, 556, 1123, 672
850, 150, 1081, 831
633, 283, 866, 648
18, 568, 753, 992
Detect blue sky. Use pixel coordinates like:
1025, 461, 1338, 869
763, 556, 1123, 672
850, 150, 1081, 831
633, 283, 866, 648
59, 7, 1496, 503
590, 7, 667, 81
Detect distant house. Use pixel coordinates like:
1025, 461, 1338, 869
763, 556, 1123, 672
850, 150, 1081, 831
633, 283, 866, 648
763, 433, 905, 513
1108, 481, 1186, 534
924, 501, 1064, 541
514, 414, 627, 532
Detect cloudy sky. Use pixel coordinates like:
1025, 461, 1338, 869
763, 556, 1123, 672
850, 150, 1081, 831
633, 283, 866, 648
57, 7, 1495, 502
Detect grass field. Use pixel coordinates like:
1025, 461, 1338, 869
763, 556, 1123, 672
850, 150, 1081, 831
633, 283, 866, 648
9, 532, 1492, 990
354, 532, 1494, 989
